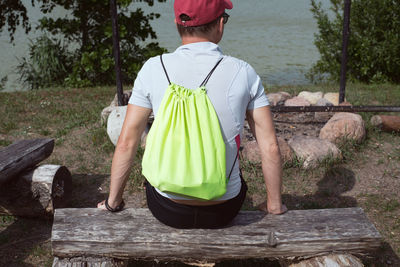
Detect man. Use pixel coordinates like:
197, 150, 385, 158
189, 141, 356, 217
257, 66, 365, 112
98, 0, 287, 228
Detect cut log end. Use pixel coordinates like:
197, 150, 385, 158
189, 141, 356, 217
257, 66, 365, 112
0, 164, 72, 218
51, 166, 73, 209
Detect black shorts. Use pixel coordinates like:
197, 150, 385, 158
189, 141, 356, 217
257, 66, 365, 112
145, 176, 248, 229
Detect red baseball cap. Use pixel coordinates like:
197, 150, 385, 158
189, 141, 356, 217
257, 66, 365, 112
174, 0, 233, 27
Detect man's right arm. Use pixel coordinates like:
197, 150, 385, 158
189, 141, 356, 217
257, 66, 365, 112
246, 106, 287, 214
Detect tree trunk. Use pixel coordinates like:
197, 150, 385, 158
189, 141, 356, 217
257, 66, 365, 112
0, 165, 72, 218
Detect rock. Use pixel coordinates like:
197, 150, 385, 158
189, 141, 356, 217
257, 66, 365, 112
371, 115, 400, 132
314, 111, 335, 123
107, 106, 127, 146
241, 140, 260, 163
106, 106, 150, 147
284, 96, 311, 107
111, 90, 132, 107
319, 112, 366, 144
288, 136, 342, 169
139, 124, 151, 149
277, 137, 294, 164
101, 106, 117, 125
288, 254, 364, 267
241, 137, 294, 165
266, 92, 292, 106
316, 97, 334, 106
298, 91, 323, 105
101, 90, 132, 125
140, 132, 148, 149
324, 92, 340, 106
339, 101, 352, 106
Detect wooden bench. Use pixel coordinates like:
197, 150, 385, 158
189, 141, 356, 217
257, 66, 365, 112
0, 138, 54, 184
0, 139, 72, 217
51, 207, 381, 266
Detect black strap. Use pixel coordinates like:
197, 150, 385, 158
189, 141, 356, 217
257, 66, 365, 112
199, 57, 224, 87
227, 147, 240, 180
160, 54, 171, 85
105, 197, 125, 212
159, 55, 224, 87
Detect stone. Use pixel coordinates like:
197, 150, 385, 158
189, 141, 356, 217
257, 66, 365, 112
101, 90, 132, 125
324, 92, 340, 106
314, 111, 335, 123
288, 136, 342, 169
106, 106, 150, 147
288, 254, 364, 267
107, 106, 127, 146
339, 101, 352, 106
284, 96, 311, 107
241, 137, 294, 165
111, 90, 132, 107
101, 106, 117, 125
241, 140, 260, 163
371, 115, 400, 132
319, 112, 366, 144
139, 124, 151, 148
266, 92, 292, 106
277, 137, 294, 164
316, 97, 334, 106
298, 91, 323, 105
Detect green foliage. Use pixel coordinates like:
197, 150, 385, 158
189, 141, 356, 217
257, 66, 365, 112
309, 0, 400, 84
0, 76, 7, 91
36, 0, 166, 87
17, 35, 71, 90
0, 0, 31, 42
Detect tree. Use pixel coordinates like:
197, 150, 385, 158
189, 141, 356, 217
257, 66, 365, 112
18, 0, 166, 88
309, 0, 400, 84
0, 0, 32, 42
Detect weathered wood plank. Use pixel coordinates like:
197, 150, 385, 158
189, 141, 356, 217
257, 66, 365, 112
0, 165, 72, 217
51, 208, 381, 261
0, 138, 54, 184
52, 256, 127, 267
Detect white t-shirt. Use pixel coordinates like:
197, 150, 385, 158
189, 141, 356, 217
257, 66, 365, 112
129, 42, 269, 200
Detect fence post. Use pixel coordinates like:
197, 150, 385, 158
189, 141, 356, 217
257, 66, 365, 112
110, 0, 125, 106
339, 0, 351, 104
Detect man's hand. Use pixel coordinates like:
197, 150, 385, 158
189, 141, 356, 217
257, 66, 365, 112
257, 200, 288, 215
97, 200, 107, 210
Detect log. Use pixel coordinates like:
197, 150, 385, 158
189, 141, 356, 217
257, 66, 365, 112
52, 207, 381, 263
371, 115, 400, 132
0, 138, 54, 185
0, 164, 72, 218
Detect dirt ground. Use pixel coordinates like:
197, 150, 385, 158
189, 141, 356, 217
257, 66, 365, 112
0, 113, 399, 266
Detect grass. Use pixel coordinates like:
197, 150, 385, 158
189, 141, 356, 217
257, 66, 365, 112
0, 215, 16, 226
0, 82, 399, 265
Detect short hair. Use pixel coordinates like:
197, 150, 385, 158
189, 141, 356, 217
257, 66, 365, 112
176, 14, 221, 36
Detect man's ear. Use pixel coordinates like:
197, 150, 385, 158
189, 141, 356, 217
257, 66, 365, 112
218, 17, 225, 33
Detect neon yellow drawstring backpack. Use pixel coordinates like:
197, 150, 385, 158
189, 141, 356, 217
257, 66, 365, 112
141, 55, 227, 200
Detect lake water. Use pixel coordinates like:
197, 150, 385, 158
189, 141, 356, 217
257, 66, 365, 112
0, 0, 330, 91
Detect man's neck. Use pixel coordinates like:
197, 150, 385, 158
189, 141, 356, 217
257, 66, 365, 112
181, 35, 216, 45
